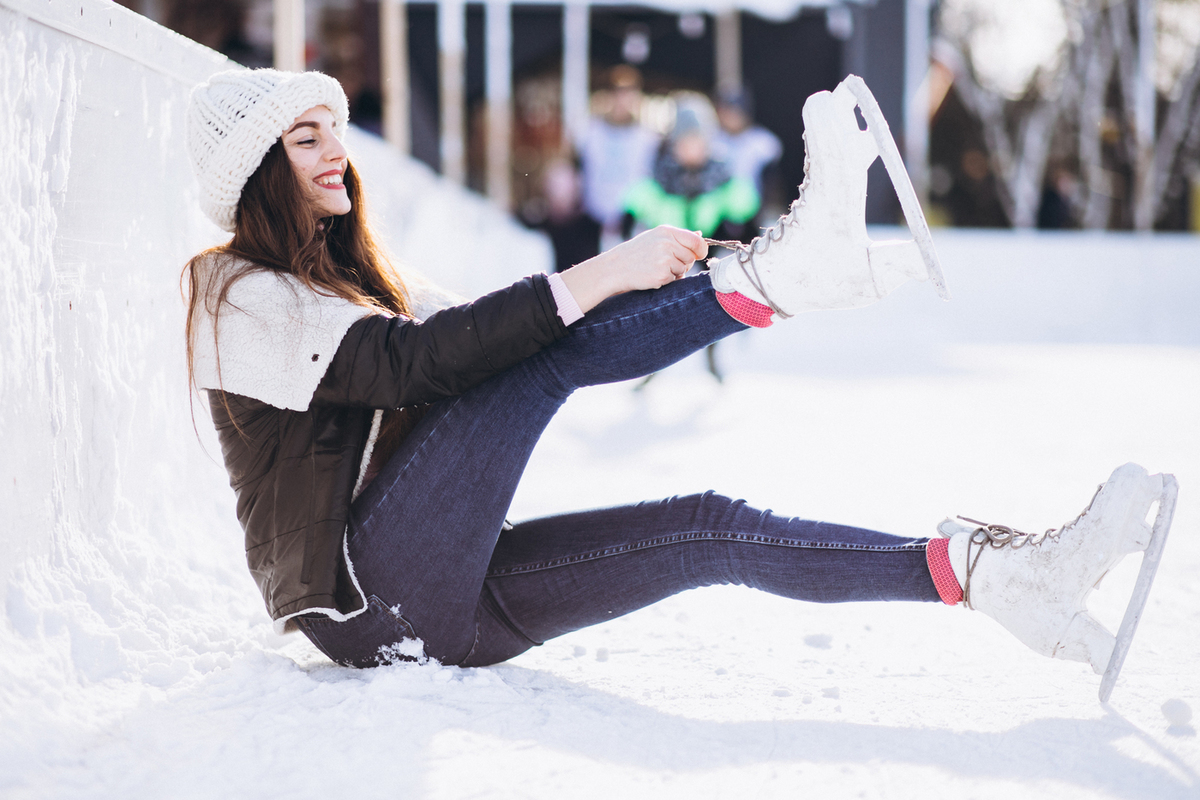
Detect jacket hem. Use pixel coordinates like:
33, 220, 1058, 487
271, 526, 370, 635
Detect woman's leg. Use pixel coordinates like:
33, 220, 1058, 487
303, 275, 746, 666
463, 492, 940, 666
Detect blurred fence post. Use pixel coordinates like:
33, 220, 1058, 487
904, 0, 931, 202
381, 0, 410, 154
562, 2, 590, 149
439, 0, 467, 183
715, 10, 742, 95
486, 0, 513, 209
1133, 0, 1157, 230
273, 0, 304, 72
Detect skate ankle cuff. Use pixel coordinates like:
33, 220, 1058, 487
926, 537, 963, 605
716, 291, 774, 328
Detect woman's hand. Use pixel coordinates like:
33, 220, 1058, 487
558, 226, 709, 314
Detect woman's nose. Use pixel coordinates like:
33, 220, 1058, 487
327, 137, 348, 162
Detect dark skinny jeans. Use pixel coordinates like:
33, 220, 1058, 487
296, 274, 939, 668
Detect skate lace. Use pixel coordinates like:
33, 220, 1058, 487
704, 134, 812, 320
956, 483, 1103, 610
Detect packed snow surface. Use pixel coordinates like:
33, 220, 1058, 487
4, 231, 1199, 798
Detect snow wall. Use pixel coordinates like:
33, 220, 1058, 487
2, 0, 1199, 716
0, 0, 550, 703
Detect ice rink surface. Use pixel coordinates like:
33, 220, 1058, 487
2, 231, 1198, 799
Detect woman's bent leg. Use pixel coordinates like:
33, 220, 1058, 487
316, 276, 747, 666
528, 273, 747, 392
463, 492, 941, 666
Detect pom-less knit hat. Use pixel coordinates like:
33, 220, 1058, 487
188, 68, 349, 232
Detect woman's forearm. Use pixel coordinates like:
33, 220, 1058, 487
558, 226, 709, 313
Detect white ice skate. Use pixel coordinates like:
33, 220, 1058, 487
938, 463, 1178, 702
709, 75, 949, 320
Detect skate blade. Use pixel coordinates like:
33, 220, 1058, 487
840, 75, 951, 302
1098, 474, 1178, 703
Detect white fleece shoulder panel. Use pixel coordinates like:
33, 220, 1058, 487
192, 264, 375, 412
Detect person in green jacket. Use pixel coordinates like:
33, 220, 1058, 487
624, 101, 759, 382
624, 104, 760, 242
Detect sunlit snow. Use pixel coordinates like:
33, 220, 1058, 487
2, 1, 1198, 798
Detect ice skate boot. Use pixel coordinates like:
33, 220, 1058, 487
709, 75, 949, 326
934, 463, 1178, 702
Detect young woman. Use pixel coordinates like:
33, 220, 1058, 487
184, 68, 1165, 682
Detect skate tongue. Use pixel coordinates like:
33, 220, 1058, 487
937, 517, 973, 537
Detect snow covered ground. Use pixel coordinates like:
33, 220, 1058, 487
3, 3, 1198, 797
3, 230, 1199, 799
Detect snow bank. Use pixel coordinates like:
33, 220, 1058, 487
344, 126, 553, 299
0, 0, 244, 706
0, 0, 545, 726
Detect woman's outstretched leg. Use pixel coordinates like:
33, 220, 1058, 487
463, 492, 941, 666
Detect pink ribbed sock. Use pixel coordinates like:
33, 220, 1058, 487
716, 291, 774, 328
926, 537, 963, 605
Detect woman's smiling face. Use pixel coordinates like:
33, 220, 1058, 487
282, 105, 351, 219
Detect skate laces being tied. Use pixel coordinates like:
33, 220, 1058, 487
955, 483, 1104, 610
704, 134, 813, 320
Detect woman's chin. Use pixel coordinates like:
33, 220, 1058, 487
319, 204, 352, 219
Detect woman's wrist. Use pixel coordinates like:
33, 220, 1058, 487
546, 273, 585, 325
558, 252, 626, 314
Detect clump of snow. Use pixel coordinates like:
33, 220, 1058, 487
1163, 699, 1193, 727
804, 633, 833, 649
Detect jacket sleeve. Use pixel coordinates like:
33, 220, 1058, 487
311, 273, 569, 409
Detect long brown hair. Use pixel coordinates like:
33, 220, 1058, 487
183, 139, 411, 393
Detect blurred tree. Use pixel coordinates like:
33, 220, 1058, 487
936, 0, 1069, 228
936, 0, 1200, 230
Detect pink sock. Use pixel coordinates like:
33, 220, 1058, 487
926, 537, 963, 605
716, 291, 774, 328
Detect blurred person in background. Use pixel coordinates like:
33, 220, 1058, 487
623, 98, 759, 243
577, 66, 661, 251
623, 97, 758, 383
713, 87, 782, 225
521, 157, 601, 273
1037, 165, 1078, 229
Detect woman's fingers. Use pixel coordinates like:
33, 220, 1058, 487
641, 227, 704, 281
597, 225, 709, 291
666, 226, 709, 262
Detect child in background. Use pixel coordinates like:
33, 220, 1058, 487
521, 157, 601, 273
624, 97, 760, 382
623, 98, 759, 244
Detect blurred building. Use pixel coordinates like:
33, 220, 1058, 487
117, 0, 1198, 231
119, 0, 928, 226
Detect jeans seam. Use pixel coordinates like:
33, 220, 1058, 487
485, 530, 930, 577
571, 281, 712, 337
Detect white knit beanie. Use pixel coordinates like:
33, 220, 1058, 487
188, 68, 350, 232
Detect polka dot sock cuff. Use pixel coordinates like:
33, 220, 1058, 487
926, 537, 963, 605
716, 291, 774, 328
